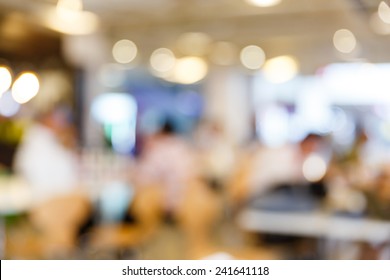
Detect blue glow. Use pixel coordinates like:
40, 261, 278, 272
91, 93, 137, 124
0, 91, 20, 117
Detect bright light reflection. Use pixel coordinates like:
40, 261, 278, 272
150, 48, 176, 74
321, 63, 390, 104
240, 45, 266, 70
0, 66, 12, 96
91, 93, 137, 154
41, 1, 98, 35
11, 72, 40, 104
302, 154, 327, 182
44, 11, 98, 35
112, 40, 138, 64
91, 93, 137, 124
257, 105, 289, 147
378, 1, 390, 24
58, 0, 82, 10
57, 0, 83, 14
263, 55, 298, 83
333, 29, 357, 54
296, 83, 332, 134
167, 56, 208, 84
246, 0, 282, 7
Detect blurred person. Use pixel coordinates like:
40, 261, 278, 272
325, 162, 367, 216
193, 120, 236, 226
13, 105, 90, 257
341, 127, 375, 192
228, 133, 330, 258
324, 127, 377, 215
135, 119, 199, 220
228, 133, 329, 209
13, 106, 79, 202
194, 120, 235, 191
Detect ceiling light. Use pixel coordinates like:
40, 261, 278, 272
150, 48, 176, 74
263, 55, 298, 83
57, 0, 83, 14
333, 29, 357, 54
0, 66, 12, 96
42, 7, 99, 35
245, 0, 282, 8
112, 40, 138, 64
240, 45, 266, 70
11, 72, 40, 104
378, 1, 390, 24
166, 56, 208, 84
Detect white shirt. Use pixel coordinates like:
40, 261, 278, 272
14, 124, 79, 204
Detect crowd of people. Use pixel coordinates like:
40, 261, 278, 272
2, 105, 390, 260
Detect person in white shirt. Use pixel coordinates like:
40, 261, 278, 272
14, 107, 79, 203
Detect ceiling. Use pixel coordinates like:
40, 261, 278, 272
0, 0, 389, 73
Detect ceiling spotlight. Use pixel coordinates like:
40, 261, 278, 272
42, 0, 99, 35
112, 40, 138, 64
240, 45, 266, 70
378, 1, 390, 24
57, 0, 83, 14
263, 55, 298, 83
245, 0, 282, 8
165, 56, 208, 85
12, 72, 40, 104
0, 66, 12, 96
333, 29, 357, 54
150, 48, 176, 74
